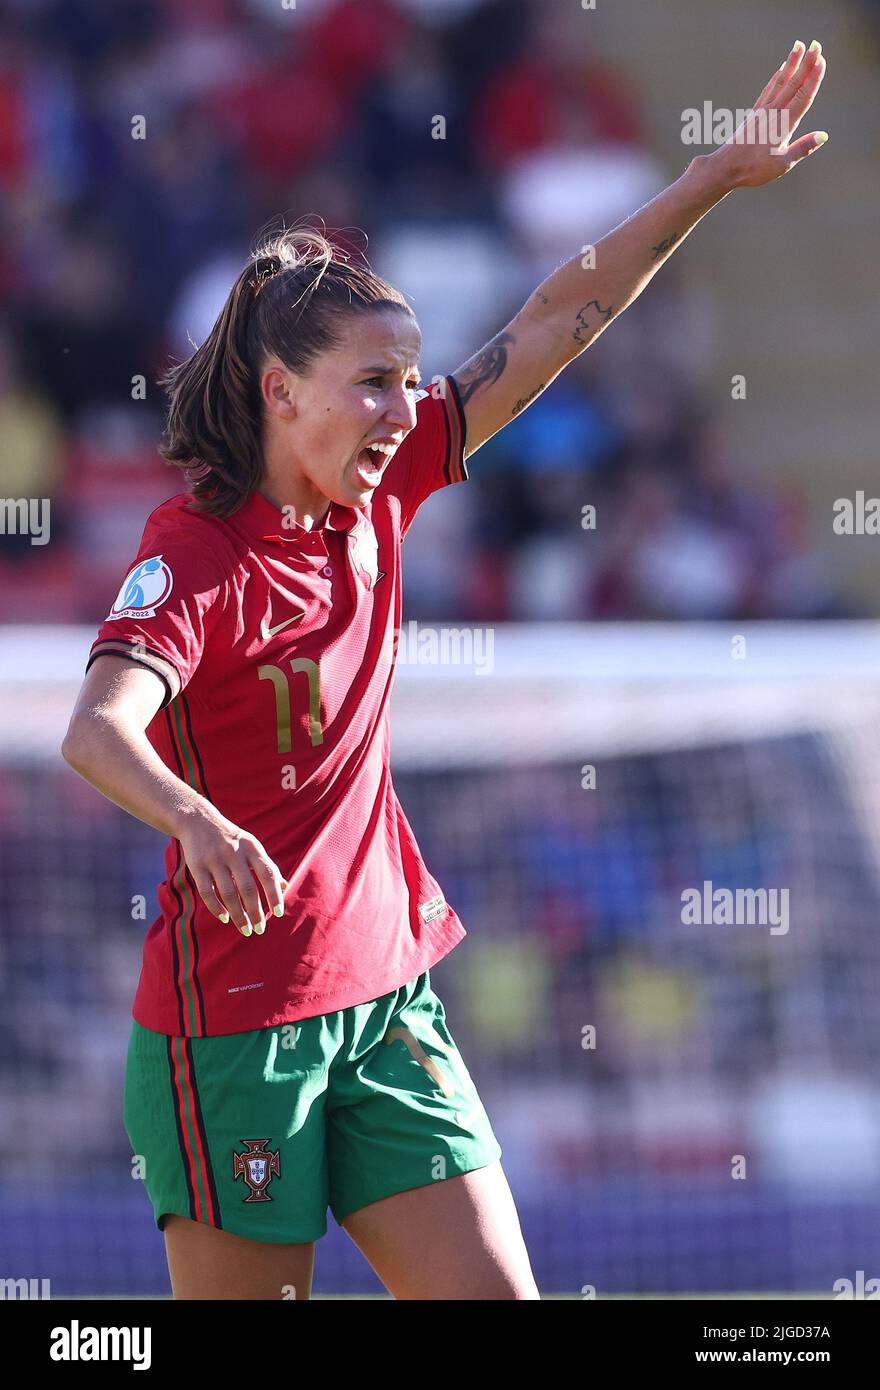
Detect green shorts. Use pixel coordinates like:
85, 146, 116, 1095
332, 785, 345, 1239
124, 969, 502, 1243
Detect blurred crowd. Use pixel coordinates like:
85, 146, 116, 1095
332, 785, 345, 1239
0, 0, 845, 624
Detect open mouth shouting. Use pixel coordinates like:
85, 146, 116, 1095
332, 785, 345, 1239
354, 438, 401, 490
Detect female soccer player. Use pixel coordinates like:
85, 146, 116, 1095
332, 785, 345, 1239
63, 42, 826, 1300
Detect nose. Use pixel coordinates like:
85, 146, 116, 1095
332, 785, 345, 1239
385, 382, 418, 433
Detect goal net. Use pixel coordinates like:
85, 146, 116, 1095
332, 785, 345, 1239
2, 622, 879, 1296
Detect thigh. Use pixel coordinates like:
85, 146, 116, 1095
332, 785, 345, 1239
327, 970, 502, 1227
341, 1160, 539, 1300
164, 1215, 315, 1300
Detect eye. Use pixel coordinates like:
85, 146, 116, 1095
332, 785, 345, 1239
361, 375, 420, 393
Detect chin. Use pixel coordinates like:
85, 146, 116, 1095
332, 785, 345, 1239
344, 469, 382, 504
342, 481, 371, 505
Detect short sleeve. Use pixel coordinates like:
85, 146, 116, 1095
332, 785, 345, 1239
86, 521, 228, 708
380, 374, 468, 538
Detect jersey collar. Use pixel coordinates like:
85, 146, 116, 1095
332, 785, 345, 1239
231, 488, 363, 557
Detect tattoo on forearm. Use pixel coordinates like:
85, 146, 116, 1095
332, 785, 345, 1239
454, 330, 514, 404
512, 384, 545, 416
572, 300, 614, 347
651, 232, 681, 260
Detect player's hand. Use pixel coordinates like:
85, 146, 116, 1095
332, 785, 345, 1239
707, 39, 828, 191
176, 807, 287, 937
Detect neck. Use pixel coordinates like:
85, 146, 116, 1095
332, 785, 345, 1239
258, 481, 331, 531
260, 434, 332, 531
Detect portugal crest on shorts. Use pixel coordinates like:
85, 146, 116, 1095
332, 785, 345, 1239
233, 1139, 281, 1202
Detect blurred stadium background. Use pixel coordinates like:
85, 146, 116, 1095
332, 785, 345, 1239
1, 0, 880, 1296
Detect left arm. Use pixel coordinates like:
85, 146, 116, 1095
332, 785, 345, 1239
452, 39, 828, 456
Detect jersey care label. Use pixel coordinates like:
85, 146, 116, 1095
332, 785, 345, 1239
418, 894, 448, 924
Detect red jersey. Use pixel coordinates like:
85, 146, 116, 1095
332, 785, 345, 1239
87, 378, 469, 1036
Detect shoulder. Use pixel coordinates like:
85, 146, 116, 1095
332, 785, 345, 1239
143, 491, 225, 542
139, 493, 239, 579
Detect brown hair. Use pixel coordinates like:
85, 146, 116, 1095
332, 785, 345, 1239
159, 227, 414, 516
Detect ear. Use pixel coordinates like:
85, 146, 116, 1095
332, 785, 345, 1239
260, 364, 297, 420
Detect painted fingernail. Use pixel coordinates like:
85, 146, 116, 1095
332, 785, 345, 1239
253, 919, 265, 936
809, 40, 821, 55
815, 131, 829, 144
219, 911, 230, 924
240, 920, 252, 937
273, 904, 285, 917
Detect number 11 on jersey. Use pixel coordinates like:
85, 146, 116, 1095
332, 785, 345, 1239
258, 659, 324, 754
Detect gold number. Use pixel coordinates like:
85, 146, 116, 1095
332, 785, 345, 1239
258, 660, 324, 755
289, 659, 323, 747
258, 664, 291, 753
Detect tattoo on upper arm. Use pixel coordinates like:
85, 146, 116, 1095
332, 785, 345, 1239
651, 232, 681, 260
453, 330, 514, 405
572, 300, 614, 347
512, 384, 545, 416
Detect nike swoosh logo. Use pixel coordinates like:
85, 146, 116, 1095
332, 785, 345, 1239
260, 612, 304, 640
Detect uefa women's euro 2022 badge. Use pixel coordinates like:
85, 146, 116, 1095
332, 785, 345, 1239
107, 555, 174, 620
